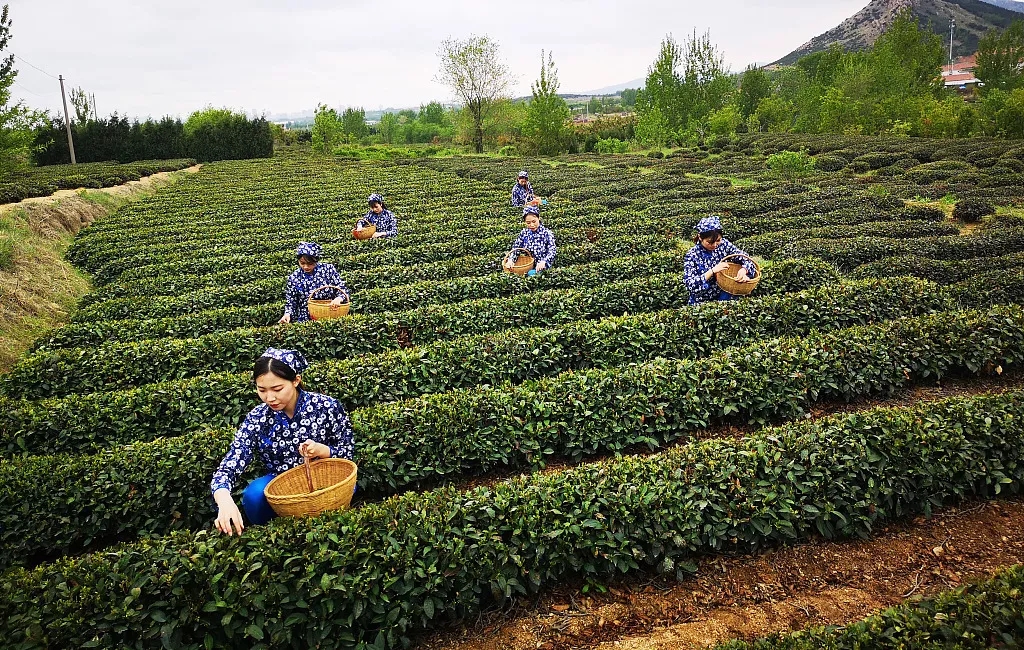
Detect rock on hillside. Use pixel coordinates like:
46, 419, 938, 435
773, 0, 1024, 65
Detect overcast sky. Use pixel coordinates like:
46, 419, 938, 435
6, 0, 867, 120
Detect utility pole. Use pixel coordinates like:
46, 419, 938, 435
58, 75, 77, 164
949, 17, 956, 71
91, 93, 97, 121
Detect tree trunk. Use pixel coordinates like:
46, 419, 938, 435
474, 118, 484, 154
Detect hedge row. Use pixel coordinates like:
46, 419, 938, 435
851, 251, 1024, 284
716, 564, 1024, 649
2, 389, 1022, 648
0, 159, 196, 204
65, 245, 689, 332
1, 275, 950, 458
1, 305, 1022, 570
9, 258, 834, 400
69, 200, 935, 314
737, 220, 960, 258
777, 227, 1024, 269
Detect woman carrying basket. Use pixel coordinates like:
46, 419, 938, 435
279, 242, 349, 324
355, 193, 398, 238
212, 348, 355, 535
504, 205, 556, 273
683, 216, 756, 305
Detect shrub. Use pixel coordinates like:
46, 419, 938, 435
953, 199, 996, 223
813, 155, 847, 172
765, 150, 815, 180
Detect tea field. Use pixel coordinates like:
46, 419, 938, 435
3, 133, 1024, 648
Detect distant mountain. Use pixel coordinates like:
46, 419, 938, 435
981, 0, 1024, 12
773, 0, 1024, 66
572, 78, 646, 96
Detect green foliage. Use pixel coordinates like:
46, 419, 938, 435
341, 107, 367, 140
0, 158, 194, 203
738, 66, 772, 118
0, 4, 33, 174
953, 198, 997, 223
311, 104, 342, 153
4, 384, 1024, 647
377, 112, 398, 144
765, 149, 814, 180
436, 35, 513, 153
593, 137, 628, 154
976, 20, 1024, 93
523, 50, 571, 155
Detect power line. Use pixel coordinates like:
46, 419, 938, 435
13, 81, 48, 98
11, 52, 59, 80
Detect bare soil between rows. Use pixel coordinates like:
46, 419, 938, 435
417, 371, 1024, 650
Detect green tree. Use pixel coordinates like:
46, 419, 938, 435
679, 30, 733, 121
754, 95, 795, 132
976, 21, 1024, 92
311, 104, 342, 153
0, 4, 33, 173
378, 112, 399, 144
634, 105, 670, 147
620, 88, 638, 107
69, 86, 92, 124
867, 9, 943, 99
737, 66, 771, 118
636, 35, 684, 133
707, 105, 742, 136
419, 101, 447, 125
436, 35, 513, 153
341, 107, 367, 140
523, 50, 570, 155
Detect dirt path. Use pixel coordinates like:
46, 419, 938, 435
418, 373, 1024, 650
0, 165, 202, 237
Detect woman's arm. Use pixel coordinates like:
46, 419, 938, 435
210, 421, 258, 497
325, 401, 355, 460
720, 240, 756, 277
375, 210, 398, 238
538, 230, 557, 266
283, 279, 301, 319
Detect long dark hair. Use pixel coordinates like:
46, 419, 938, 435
694, 229, 723, 245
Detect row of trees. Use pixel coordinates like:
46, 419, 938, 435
633, 11, 1024, 146
33, 109, 274, 165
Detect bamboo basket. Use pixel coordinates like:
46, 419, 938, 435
353, 224, 377, 240
503, 248, 535, 276
264, 457, 358, 517
715, 253, 762, 296
308, 285, 350, 320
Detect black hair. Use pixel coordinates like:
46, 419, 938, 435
694, 229, 723, 244
297, 254, 318, 265
253, 357, 298, 382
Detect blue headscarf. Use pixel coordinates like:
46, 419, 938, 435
368, 193, 384, 206
260, 347, 309, 374
523, 205, 540, 217
296, 242, 322, 260
517, 171, 529, 179
696, 216, 723, 235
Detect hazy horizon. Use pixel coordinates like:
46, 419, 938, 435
7, 0, 868, 121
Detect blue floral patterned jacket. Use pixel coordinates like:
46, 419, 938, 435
511, 225, 557, 267
510, 182, 535, 207
356, 209, 398, 238
284, 263, 347, 323
210, 390, 355, 495
682, 239, 757, 304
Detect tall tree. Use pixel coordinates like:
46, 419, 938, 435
868, 9, 944, 98
737, 66, 771, 118
523, 49, 571, 155
435, 35, 513, 153
679, 29, 733, 121
341, 107, 367, 140
69, 86, 92, 124
377, 112, 399, 144
0, 4, 32, 173
311, 104, 342, 153
636, 35, 684, 133
976, 20, 1024, 92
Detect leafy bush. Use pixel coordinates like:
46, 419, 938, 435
952, 198, 996, 223
813, 154, 846, 172
594, 138, 629, 154
3, 387, 1024, 648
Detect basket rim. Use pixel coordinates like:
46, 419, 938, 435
264, 458, 357, 501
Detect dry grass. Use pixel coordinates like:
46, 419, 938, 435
0, 166, 200, 370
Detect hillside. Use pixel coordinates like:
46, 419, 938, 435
773, 0, 1023, 65
982, 0, 1024, 12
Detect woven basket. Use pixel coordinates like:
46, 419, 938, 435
503, 248, 535, 276
308, 285, 350, 320
264, 457, 358, 517
353, 224, 377, 240
715, 253, 762, 296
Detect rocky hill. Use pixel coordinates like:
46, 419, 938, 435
773, 0, 1023, 65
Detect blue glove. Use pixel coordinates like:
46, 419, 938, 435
527, 269, 537, 277
541, 199, 548, 205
